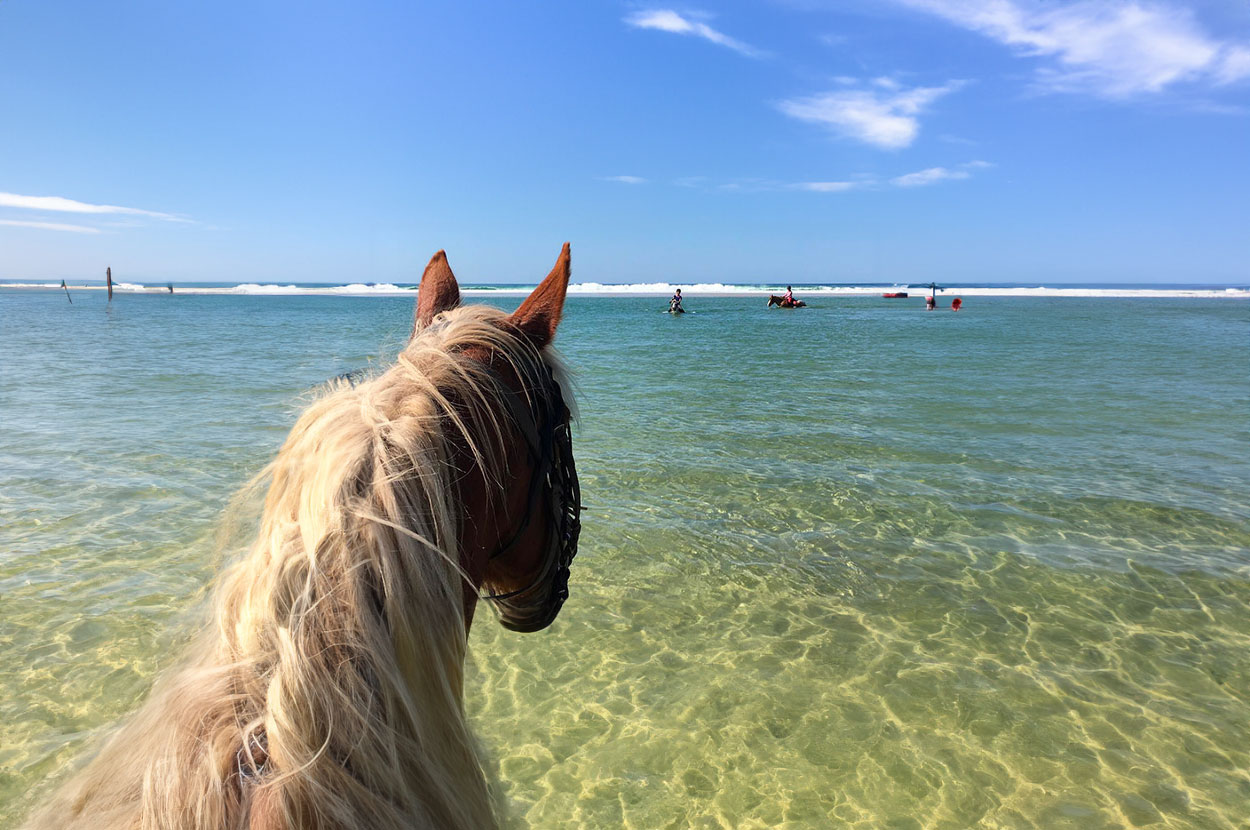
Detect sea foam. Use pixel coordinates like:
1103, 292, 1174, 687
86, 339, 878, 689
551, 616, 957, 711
2, 281, 1247, 299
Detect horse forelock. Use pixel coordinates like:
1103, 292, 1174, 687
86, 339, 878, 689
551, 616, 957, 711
26, 304, 572, 830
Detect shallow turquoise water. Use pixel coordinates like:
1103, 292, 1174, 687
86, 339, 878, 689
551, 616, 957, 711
2, 290, 1248, 828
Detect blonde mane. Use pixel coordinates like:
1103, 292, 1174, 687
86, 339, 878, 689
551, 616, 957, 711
27, 304, 567, 830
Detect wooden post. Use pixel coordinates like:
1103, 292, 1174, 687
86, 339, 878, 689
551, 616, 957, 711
106, 266, 114, 301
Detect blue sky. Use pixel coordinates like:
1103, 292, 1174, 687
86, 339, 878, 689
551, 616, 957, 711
1, 0, 1247, 284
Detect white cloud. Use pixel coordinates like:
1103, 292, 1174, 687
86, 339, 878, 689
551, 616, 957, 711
674, 177, 872, 193
891, 167, 969, 187
794, 181, 860, 192
1216, 46, 1250, 85
894, 0, 1250, 97
603, 175, 647, 184
0, 191, 190, 222
0, 218, 102, 234
890, 160, 991, 187
655, 168, 993, 192
625, 10, 764, 57
778, 80, 964, 149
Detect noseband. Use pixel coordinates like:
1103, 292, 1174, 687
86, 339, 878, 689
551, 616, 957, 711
481, 360, 582, 632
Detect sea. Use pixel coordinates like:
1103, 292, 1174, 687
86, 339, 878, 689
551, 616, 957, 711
1, 282, 1248, 828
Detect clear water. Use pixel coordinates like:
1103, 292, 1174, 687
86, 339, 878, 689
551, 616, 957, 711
2, 290, 1248, 828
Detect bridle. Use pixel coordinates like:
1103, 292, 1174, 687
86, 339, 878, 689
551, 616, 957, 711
480, 359, 582, 633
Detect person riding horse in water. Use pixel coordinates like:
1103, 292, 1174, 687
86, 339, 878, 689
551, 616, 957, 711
669, 288, 684, 313
768, 286, 805, 308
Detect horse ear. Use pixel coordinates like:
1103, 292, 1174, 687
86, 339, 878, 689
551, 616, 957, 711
413, 250, 461, 334
509, 243, 571, 347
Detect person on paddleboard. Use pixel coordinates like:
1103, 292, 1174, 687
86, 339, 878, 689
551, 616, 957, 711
669, 288, 684, 313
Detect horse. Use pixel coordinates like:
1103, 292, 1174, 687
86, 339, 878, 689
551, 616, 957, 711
767, 294, 806, 308
25, 245, 582, 830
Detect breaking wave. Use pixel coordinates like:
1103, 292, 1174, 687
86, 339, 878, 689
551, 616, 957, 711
2, 281, 1247, 299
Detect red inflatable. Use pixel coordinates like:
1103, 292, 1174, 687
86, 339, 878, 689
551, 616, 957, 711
951, 298, 963, 311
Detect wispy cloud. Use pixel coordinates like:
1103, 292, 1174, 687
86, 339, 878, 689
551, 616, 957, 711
625, 10, 764, 58
1214, 46, 1250, 85
627, 166, 989, 193
793, 181, 860, 192
0, 218, 102, 234
602, 175, 647, 184
891, 167, 969, 187
675, 177, 871, 193
778, 80, 965, 149
0, 191, 190, 222
891, 160, 993, 187
894, 0, 1250, 97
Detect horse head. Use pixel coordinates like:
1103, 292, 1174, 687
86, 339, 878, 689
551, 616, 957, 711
410, 243, 581, 634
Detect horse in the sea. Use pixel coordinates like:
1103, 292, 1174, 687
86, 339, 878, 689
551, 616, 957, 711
767, 294, 806, 308
27, 245, 582, 830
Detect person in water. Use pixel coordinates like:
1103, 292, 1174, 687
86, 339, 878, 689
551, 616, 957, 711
669, 288, 684, 312
926, 294, 937, 310
783, 285, 796, 306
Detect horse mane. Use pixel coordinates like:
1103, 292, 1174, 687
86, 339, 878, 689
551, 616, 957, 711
26, 304, 568, 830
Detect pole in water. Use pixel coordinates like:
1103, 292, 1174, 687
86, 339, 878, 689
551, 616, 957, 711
106, 266, 113, 301
61, 279, 72, 303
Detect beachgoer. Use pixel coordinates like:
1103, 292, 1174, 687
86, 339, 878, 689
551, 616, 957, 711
670, 288, 684, 312
951, 297, 962, 311
783, 286, 796, 307
926, 295, 936, 310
